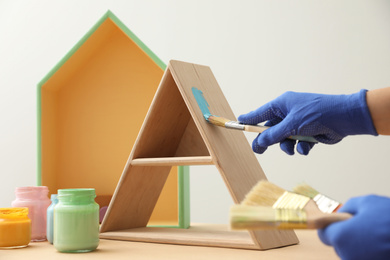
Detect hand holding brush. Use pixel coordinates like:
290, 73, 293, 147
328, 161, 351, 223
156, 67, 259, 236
318, 195, 390, 260
238, 90, 378, 155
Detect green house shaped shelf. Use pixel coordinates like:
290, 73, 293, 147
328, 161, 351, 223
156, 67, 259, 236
37, 10, 190, 228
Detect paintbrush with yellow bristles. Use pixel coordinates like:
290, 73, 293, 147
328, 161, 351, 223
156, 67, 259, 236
206, 115, 318, 143
230, 180, 351, 230
293, 183, 342, 213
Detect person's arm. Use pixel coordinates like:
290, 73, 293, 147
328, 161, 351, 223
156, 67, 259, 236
366, 87, 390, 135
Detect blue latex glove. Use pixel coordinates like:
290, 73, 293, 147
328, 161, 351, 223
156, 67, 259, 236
318, 195, 390, 260
238, 90, 377, 155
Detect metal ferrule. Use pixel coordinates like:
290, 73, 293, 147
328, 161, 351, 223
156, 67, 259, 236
273, 192, 311, 210
313, 194, 340, 213
224, 121, 245, 130
276, 208, 308, 229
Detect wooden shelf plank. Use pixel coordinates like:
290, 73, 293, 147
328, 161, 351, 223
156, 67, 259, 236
131, 156, 214, 166
100, 224, 258, 250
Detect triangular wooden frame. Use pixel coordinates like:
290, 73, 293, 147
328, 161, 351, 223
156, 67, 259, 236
100, 60, 299, 250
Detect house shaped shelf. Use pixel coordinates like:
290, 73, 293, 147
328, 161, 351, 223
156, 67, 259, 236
100, 60, 299, 250
37, 11, 189, 228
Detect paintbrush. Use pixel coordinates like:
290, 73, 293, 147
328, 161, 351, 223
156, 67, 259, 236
231, 180, 351, 230
293, 183, 342, 213
207, 115, 317, 143
230, 204, 351, 230
191, 86, 317, 143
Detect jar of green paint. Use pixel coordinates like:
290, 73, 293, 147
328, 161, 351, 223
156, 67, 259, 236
54, 189, 99, 253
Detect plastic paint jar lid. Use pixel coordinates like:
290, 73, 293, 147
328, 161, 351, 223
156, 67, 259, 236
14, 186, 49, 199
0, 208, 31, 248
57, 188, 97, 205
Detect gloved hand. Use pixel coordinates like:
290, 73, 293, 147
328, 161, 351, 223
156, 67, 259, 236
238, 90, 377, 155
318, 195, 390, 260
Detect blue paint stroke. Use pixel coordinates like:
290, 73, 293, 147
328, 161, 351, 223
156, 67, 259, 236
191, 87, 212, 121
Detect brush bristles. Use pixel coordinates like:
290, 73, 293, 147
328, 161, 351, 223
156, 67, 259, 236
242, 180, 310, 211
293, 183, 319, 198
230, 205, 308, 230
206, 115, 230, 127
241, 180, 286, 206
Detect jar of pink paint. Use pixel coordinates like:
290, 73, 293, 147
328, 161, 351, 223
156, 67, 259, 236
11, 186, 51, 241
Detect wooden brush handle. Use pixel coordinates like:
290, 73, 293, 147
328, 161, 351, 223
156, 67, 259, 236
243, 125, 318, 143
310, 212, 352, 229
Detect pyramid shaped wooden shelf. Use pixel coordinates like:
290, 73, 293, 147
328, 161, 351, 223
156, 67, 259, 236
37, 11, 189, 228
100, 60, 299, 250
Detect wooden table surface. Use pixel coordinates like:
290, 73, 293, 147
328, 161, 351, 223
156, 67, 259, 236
1, 229, 339, 260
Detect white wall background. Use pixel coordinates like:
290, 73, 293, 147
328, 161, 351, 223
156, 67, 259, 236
1, 0, 390, 224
